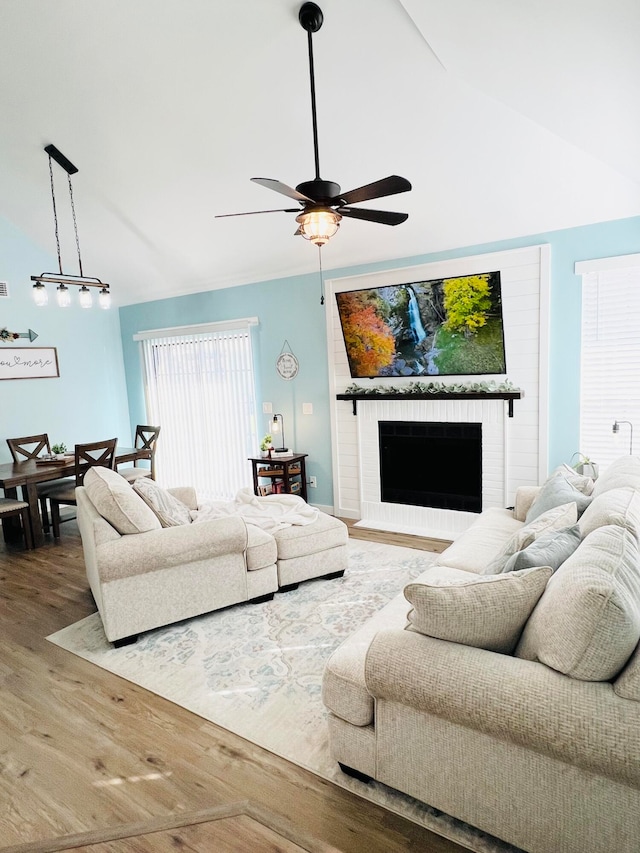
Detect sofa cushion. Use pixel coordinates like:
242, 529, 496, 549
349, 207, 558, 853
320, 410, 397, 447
245, 524, 277, 571
272, 512, 348, 560
592, 455, 640, 498
404, 565, 552, 654
83, 466, 161, 535
614, 642, 640, 701
525, 471, 592, 523
434, 507, 523, 574
484, 502, 578, 573
578, 487, 640, 542
502, 523, 582, 573
322, 593, 415, 727
133, 478, 192, 527
516, 525, 640, 681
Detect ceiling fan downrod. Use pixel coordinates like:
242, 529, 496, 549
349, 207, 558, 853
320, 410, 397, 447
299, 3, 324, 183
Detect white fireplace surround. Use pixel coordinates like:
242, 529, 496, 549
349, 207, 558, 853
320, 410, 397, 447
356, 397, 511, 540
325, 246, 550, 540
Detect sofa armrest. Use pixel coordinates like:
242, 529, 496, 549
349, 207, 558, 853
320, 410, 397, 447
95, 515, 248, 581
167, 486, 198, 510
364, 629, 640, 786
513, 485, 541, 521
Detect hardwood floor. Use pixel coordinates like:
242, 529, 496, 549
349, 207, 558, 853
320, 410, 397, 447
0, 522, 463, 853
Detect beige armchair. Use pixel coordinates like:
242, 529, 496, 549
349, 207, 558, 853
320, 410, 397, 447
75, 474, 278, 645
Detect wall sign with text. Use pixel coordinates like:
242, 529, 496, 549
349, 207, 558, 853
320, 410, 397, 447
0, 347, 60, 380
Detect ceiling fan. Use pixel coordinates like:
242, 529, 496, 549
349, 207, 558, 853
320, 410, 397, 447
216, 1, 411, 247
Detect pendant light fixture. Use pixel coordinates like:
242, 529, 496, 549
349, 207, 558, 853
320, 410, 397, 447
30, 144, 111, 308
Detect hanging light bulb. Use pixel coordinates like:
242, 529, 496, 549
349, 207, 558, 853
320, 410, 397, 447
32, 282, 48, 306
56, 283, 71, 307
98, 287, 111, 309
78, 285, 93, 308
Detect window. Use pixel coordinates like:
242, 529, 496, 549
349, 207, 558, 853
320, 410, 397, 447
578, 256, 640, 469
136, 319, 258, 501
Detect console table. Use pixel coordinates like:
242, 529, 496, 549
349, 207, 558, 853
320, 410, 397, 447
249, 453, 308, 502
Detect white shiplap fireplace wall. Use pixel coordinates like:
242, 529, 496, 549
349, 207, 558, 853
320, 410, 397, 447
325, 246, 550, 540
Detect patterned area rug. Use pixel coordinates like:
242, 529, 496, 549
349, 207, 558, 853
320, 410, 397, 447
48, 539, 521, 853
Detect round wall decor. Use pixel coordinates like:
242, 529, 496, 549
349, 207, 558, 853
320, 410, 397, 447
276, 341, 299, 380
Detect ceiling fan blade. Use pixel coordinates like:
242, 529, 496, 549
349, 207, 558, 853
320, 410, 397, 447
333, 175, 412, 206
337, 207, 409, 226
215, 208, 300, 219
251, 177, 314, 202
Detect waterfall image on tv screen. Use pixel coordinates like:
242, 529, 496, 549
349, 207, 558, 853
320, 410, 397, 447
335, 271, 507, 379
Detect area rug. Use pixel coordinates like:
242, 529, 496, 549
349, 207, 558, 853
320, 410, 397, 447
48, 539, 522, 853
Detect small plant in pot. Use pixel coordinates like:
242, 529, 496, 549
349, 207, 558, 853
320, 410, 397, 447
260, 434, 273, 458
572, 452, 598, 479
51, 442, 67, 458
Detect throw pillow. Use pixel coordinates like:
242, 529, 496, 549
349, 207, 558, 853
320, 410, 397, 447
83, 466, 161, 535
553, 463, 595, 496
591, 455, 640, 498
525, 471, 592, 524
404, 565, 552, 654
132, 478, 192, 527
484, 501, 578, 573
578, 487, 640, 543
502, 523, 582, 573
516, 525, 640, 681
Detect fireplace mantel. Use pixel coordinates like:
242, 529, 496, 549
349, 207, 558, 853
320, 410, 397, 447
336, 390, 523, 417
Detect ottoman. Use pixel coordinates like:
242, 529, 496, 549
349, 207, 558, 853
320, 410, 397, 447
273, 511, 349, 589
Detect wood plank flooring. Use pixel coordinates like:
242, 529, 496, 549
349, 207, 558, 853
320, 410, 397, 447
0, 521, 463, 853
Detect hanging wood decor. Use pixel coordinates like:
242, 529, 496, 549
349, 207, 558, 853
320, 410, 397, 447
276, 340, 299, 380
0, 347, 59, 380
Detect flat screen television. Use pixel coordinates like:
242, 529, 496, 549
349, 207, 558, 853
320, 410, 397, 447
335, 271, 507, 379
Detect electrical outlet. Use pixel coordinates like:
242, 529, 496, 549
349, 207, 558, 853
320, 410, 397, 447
309, 475, 317, 488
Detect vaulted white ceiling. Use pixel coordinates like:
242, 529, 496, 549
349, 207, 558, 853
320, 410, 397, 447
1, 0, 638, 306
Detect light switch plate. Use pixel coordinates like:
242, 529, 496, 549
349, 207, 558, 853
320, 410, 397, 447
302, 403, 313, 415
262, 402, 273, 413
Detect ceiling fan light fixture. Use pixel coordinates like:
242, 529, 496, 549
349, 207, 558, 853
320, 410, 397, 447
295, 207, 341, 246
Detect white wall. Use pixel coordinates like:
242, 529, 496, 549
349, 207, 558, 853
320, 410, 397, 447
325, 245, 549, 535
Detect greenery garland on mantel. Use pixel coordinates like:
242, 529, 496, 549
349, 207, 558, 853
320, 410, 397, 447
339, 380, 523, 416
343, 379, 521, 396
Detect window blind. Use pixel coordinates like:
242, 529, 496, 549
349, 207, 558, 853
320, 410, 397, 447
579, 263, 640, 469
138, 322, 258, 502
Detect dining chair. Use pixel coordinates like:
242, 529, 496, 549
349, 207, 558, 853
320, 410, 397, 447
118, 425, 161, 483
0, 497, 33, 549
6, 433, 73, 532
41, 438, 118, 539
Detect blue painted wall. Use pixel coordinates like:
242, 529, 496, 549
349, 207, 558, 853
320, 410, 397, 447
4, 209, 639, 495
119, 214, 640, 504
0, 215, 131, 464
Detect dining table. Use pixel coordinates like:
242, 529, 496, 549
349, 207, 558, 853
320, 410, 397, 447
0, 446, 145, 547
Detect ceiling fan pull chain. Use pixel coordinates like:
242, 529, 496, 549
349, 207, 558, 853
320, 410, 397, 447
318, 245, 324, 305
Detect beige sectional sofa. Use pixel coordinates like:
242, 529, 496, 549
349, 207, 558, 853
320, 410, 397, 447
76, 467, 347, 645
322, 456, 640, 853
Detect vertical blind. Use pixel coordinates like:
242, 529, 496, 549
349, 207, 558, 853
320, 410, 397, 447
579, 263, 640, 469
136, 320, 258, 502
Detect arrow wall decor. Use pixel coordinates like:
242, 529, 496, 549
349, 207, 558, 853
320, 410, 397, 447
0, 327, 38, 342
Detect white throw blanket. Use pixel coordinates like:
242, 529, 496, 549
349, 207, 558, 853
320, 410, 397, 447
191, 487, 319, 532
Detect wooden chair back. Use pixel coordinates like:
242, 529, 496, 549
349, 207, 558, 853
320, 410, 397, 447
7, 434, 51, 462
134, 425, 161, 478
74, 438, 118, 486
